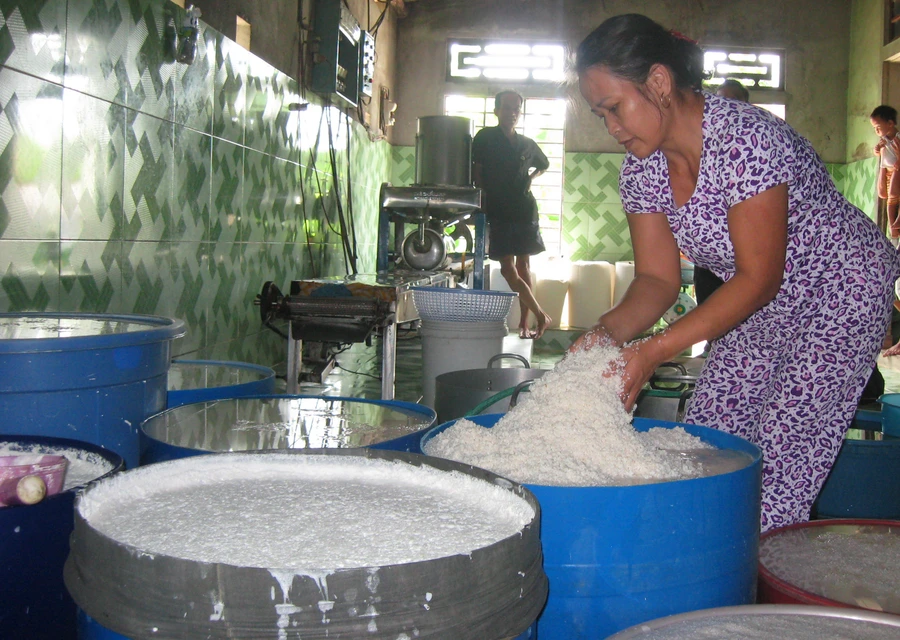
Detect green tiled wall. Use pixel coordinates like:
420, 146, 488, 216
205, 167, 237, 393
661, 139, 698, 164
0, 0, 391, 367
387, 148, 879, 261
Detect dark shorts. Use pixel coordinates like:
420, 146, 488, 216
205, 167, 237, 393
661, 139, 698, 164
487, 219, 546, 259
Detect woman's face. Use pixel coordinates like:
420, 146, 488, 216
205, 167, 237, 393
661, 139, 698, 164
579, 65, 663, 158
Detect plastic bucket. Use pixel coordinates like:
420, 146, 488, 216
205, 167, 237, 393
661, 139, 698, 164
0, 313, 185, 468
813, 427, 900, 519
606, 604, 900, 638
140, 395, 437, 464
419, 319, 507, 408
0, 435, 123, 640
419, 414, 762, 639
167, 359, 276, 408
758, 519, 900, 613
66, 449, 546, 639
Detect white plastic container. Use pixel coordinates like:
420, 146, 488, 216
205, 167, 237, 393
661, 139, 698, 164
613, 261, 636, 307
534, 278, 569, 330
420, 319, 507, 407
568, 261, 615, 329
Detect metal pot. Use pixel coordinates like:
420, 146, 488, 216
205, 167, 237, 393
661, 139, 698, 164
634, 360, 703, 422
434, 354, 549, 423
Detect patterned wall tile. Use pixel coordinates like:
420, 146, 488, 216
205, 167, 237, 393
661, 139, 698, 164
0, 239, 59, 311
172, 13, 214, 133
593, 154, 623, 203
64, 0, 130, 105
0, 67, 62, 240
60, 239, 120, 311
844, 156, 878, 219
212, 32, 245, 145
173, 124, 210, 242
210, 136, 242, 244
61, 89, 125, 240
0, 0, 67, 83
391, 145, 414, 186
124, 0, 178, 120
123, 108, 174, 240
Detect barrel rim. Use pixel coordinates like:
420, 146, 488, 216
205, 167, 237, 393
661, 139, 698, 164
606, 603, 900, 638
758, 517, 900, 610
421, 413, 762, 489
73, 447, 542, 573
143, 393, 437, 437
0, 312, 186, 353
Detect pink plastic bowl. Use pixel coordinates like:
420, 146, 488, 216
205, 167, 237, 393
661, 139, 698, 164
0, 454, 68, 506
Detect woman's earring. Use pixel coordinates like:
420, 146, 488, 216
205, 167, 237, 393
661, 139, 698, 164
662, 94, 671, 108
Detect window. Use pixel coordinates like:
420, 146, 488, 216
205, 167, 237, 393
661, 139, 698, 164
447, 40, 566, 83
445, 95, 566, 255
703, 47, 784, 91
236, 16, 251, 50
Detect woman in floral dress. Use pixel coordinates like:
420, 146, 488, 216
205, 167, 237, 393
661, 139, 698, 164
571, 14, 900, 532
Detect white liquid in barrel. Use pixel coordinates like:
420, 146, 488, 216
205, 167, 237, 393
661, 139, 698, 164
79, 454, 534, 570
759, 524, 900, 614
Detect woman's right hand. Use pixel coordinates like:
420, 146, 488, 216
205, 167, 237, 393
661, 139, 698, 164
569, 322, 617, 353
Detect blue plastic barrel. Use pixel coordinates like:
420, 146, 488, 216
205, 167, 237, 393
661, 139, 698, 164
166, 359, 276, 408
0, 435, 123, 640
0, 313, 185, 468
813, 427, 900, 519
419, 414, 762, 640
140, 395, 437, 464
880, 393, 900, 436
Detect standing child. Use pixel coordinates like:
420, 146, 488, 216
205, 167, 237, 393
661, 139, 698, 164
871, 105, 900, 243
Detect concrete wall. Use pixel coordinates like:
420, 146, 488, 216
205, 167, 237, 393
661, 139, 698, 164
393, 0, 852, 162
847, 0, 885, 162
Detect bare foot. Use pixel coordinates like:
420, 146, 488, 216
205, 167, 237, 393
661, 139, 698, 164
532, 312, 552, 339
883, 343, 900, 357
518, 328, 537, 339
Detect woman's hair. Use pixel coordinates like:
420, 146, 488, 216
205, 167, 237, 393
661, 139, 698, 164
575, 14, 706, 92
871, 105, 898, 124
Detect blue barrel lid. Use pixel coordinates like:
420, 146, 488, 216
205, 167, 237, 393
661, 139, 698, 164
0, 313, 185, 354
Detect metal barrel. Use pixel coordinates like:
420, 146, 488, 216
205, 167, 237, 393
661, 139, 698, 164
66, 449, 547, 639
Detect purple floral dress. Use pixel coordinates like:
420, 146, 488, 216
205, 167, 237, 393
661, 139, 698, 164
620, 93, 900, 532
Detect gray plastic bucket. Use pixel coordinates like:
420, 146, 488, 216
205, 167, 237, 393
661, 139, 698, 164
140, 395, 437, 464
0, 313, 185, 468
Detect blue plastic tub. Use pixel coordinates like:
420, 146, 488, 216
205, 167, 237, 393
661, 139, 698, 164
0, 435, 123, 640
166, 359, 276, 408
813, 427, 900, 519
0, 313, 185, 468
419, 414, 763, 640
140, 395, 437, 464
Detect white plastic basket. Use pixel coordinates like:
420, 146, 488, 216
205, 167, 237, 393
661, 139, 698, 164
412, 287, 517, 323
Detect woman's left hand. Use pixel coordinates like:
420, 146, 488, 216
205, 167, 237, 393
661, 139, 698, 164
618, 339, 664, 412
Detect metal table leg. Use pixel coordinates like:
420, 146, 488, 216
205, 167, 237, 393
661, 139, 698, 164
381, 321, 397, 400
286, 323, 302, 395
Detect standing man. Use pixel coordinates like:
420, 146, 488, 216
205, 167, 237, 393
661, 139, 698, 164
473, 90, 552, 339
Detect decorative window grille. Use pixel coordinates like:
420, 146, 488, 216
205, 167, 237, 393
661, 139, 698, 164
703, 47, 785, 91
447, 40, 566, 83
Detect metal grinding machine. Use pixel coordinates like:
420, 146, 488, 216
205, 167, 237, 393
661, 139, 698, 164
377, 115, 487, 288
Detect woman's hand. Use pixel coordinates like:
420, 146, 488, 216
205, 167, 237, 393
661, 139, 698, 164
876, 140, 886, 155
618, 339, 664, 412
569, 323, 617, 353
